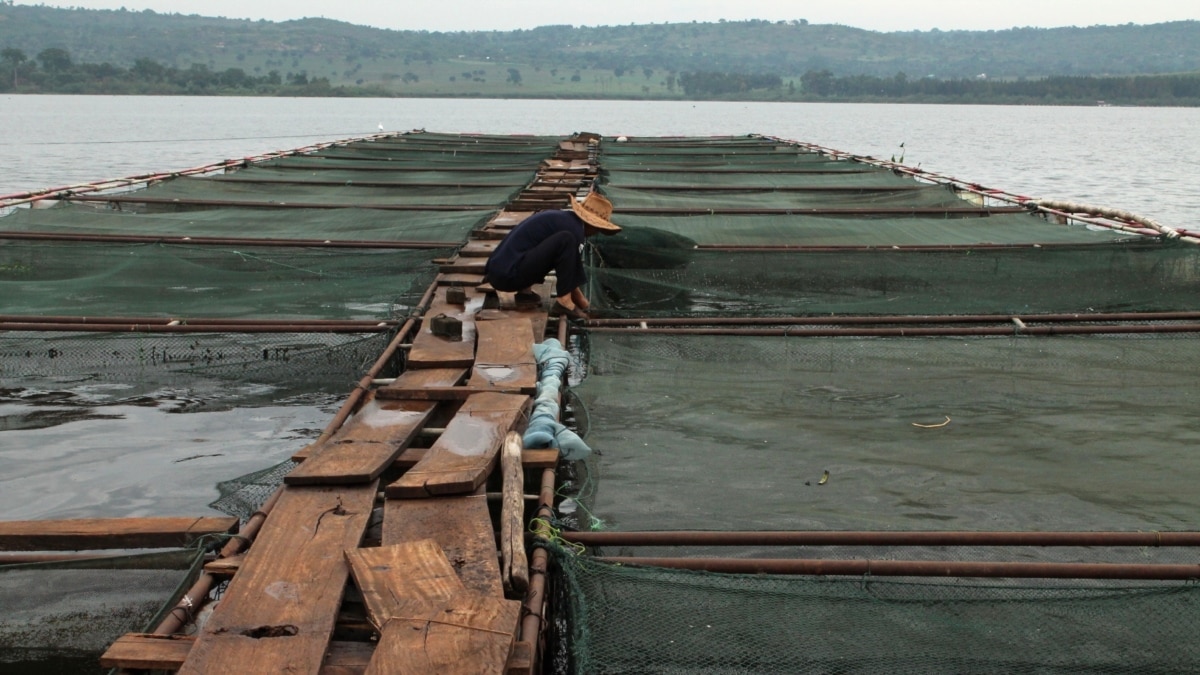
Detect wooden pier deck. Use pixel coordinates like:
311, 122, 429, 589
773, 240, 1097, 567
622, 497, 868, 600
87, 134, 597, 674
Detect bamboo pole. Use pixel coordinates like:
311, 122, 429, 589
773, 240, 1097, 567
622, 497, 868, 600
565, 530, 1200, 548
586, 311, 1200, 328
584, 323, 1200, 338
501, 431, 530, 594
152, 487, 284, 635
0, 231, 454, 249
595, 556, 1200, 580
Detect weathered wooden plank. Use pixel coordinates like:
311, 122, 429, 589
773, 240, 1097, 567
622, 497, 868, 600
0, 516, 237, 551
500, 432, 529, 595
437, 273, 486, 287
100, 634, 374, 674
438, 258, 487, 275
375, 367, 469, 400
488, 211, 533, 227
100, 633, 193, 670
346, 540, 465, 631
203, 552, 245, 577
366, 594, 521, 675
468, 318, 537, 393
394, 447, 556, 471
285, 397, 436, 485
407, 288, 478, 369
459, 240, 499, 257
382, 495, 503, 596
178, 484, 377, 675
373, 385, 528, 401
386, 393, 530, 499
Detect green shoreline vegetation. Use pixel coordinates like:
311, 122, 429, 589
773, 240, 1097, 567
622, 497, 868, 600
1, 4, 1199, 105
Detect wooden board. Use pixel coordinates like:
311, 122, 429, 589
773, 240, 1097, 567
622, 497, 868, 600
100, 635, 373, 674
459, 241, 499, 258
366, 594, 520, 675
438, 258, 487, 275
437, 273, 486, 287
383, 495, 502, 596
386, 393, 529, 499
407, 288, 478, 369
375, 367, 468, 400
285, 396, 436, 485
344, 540, 519, 675
101, 633, 194, 671
346, 540, 466, 630
467, 318, 537, 393
178, 484, 377, 675
0, 516, 237, 551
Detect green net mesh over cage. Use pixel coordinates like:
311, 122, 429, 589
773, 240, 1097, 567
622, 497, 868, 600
573, 331, 1200, 533
549, 544, 1200, 675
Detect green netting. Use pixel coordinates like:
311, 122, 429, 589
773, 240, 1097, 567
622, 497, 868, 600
0, 331, 392, 388
589, 237, 1200, 315
574, 332, 1200, 533
0, 203, 489, 242
210, 165, 535, 187
601, 184, 986, 210
0, 549, 205, 673
131, 175, 521, 207
267, 153, 549, 171
599, 153, 870, 171
0, 240, 443, 319
551, 545, 1200, 675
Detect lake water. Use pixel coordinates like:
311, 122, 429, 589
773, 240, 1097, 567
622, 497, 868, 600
4, 95, 1199, 228
1, 96, 1199, 517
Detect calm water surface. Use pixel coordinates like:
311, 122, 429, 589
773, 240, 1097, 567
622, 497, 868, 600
0, 95, 1197, 522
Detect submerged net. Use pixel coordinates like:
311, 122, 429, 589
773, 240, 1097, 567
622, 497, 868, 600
551, 545, 1200, 675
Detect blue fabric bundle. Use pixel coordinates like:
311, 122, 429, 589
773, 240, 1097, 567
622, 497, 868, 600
523, 338, 591, 460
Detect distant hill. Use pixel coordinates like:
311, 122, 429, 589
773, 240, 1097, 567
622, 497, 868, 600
1, 4, 1198, 100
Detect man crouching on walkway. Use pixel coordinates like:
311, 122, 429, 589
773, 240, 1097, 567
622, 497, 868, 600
483, 192, 621, 320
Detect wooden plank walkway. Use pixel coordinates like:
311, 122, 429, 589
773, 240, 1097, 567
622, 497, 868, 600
101, 131, 597, 675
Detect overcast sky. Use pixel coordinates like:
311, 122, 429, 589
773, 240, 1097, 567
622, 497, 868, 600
33, 1, 1200, 33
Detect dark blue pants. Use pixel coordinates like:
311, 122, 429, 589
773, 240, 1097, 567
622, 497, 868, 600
487, 230, 583, 298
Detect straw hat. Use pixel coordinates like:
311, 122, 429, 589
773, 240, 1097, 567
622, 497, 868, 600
570, 192, 621, 234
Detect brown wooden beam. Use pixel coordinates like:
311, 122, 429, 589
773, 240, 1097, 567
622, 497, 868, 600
0, 516, 237, 551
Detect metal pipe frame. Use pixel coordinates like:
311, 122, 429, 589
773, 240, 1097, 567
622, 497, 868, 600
65, 195, 500, 211
0, 322, 392, 334
584, 324, 1200, 338
586, 311, 1200, 328
564, 530, 1200, 548
153, 487, 285, 635
0, 231, 457, 249
693, 241, 1164, 251
613, 206, 1024, 216
595, 556, 1200, 580
0, 315, 399, 327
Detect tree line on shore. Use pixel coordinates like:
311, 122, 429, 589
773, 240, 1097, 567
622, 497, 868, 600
3, 46, 1199, 105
